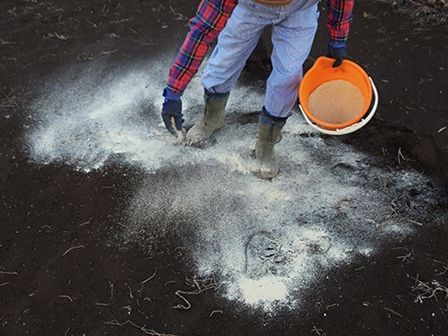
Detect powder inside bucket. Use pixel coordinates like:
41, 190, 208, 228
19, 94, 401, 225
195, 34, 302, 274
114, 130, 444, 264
308, 79, 365, 126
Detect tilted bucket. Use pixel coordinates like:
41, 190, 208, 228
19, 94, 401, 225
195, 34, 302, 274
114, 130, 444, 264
298, 57, 378, 135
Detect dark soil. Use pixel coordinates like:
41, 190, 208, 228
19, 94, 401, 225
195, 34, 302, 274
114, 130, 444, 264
380, 0, 448, 25
1, 1, 447, 335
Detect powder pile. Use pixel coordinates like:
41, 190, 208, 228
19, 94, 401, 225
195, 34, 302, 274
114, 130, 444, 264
308, 79, 365, 125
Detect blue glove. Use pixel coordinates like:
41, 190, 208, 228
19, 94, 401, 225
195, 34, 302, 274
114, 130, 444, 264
161, 91, 183, 136
328, 44, 347, 68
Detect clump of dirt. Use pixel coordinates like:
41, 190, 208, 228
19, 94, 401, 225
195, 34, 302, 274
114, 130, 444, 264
380, 0, 448, 24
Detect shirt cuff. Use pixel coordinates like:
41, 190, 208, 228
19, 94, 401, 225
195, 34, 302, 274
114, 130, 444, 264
328, 39, 347, 49
163, 87, 182, 101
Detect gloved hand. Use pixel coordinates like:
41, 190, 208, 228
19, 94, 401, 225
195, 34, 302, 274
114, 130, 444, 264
161, 97, 183, 136
328, 45, 347, 68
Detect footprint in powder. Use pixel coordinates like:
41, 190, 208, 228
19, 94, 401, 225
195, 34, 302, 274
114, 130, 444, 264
304, 235, 332, 255
245, 231, 292, 278
330, 162, 359, 182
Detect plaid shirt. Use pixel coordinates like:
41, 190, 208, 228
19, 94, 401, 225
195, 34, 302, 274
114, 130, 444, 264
165, 0, 354, 98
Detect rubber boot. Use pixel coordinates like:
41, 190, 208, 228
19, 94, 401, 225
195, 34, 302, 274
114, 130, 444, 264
255, 110, 287, 180
186, 90, 230, 145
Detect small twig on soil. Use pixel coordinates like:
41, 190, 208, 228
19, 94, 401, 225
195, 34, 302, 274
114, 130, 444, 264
311, 325, 326, 336
169, 1, 188, 21
384, 306, 404, 318
104, 319, 178, 336
408, 0, 437, 16
397, 147, 407, 165
392, 246, 409, 251
325, 303, 339, 309
79, 220, 90, 227
0, 90, 19, 110
412, 274, 448, 303
0, 282, 10, 287
0, 38, 15, 45
106, 33, 120, 39
438, 126, 447, 133
433, 259, 448, 276
77, 49, 118, 62
409, 219, 424, 226
209, 310, 223, 318
55, 32, 70, 40
436, 266, 448, 276
68, 17, 81, 25
123, 305, 132, 314
173, 276, 218, 310
59, 294, 73, 302
43, 32, 70, 41
87, 19, 98, 28
131, 39, 154, 46
397, 249, 414, 263
64, 327, 70, 336
4, 57, 17, 63
100, 49, 119, 56
62, 245, 86, 256
127, 285, 134, 299
139, 268, 157, 298
173, 290, 193, 310
95, 302, 110, 306
110, 17, 134, 24
0, 271, 18, 275
164, 280, 176, 286
141, 269, 158, 285
315, 301, 323, 313
109, 281, 115, 300
39, 53, 57, 60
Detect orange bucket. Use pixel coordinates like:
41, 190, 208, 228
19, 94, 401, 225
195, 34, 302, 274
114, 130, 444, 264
298, 57, 378, 135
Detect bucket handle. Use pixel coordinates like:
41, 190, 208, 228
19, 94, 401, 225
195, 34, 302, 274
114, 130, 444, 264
299, 77, 379, 136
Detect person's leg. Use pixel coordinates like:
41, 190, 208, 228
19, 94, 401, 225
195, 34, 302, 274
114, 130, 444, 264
255, 3, 319, 179
187, 2, 270, 144
264, 4, 319, 118
201, 2, 270, 94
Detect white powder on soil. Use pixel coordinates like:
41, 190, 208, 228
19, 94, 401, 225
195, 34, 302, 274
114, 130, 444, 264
237, 276, 289, 305
27, 58, 447, 313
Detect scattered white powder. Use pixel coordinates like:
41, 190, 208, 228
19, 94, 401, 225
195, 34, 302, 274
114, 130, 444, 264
26, 58, 448, 313
359, 247, 374, 257
237, 276, 289, 306
27, 60, 261, 174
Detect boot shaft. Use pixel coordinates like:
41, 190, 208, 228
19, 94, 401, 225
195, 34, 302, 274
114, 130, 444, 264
254, 109, 287, 179
204, 90, 230, 118
257, 109, 286, 144
185, 90, 230, 145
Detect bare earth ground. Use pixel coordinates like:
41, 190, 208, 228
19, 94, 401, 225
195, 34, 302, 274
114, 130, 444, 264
1, 1, 448, 335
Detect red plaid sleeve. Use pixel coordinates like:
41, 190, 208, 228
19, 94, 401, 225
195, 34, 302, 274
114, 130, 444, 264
327, 0, 355, 48
165, 0, 237, 98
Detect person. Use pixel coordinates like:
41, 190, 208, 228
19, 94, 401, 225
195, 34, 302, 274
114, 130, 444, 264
162, 0, 355, 179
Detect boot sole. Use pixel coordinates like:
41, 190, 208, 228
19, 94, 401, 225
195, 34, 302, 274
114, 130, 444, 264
254, 168, 279, 180
185, 122, 226, 147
